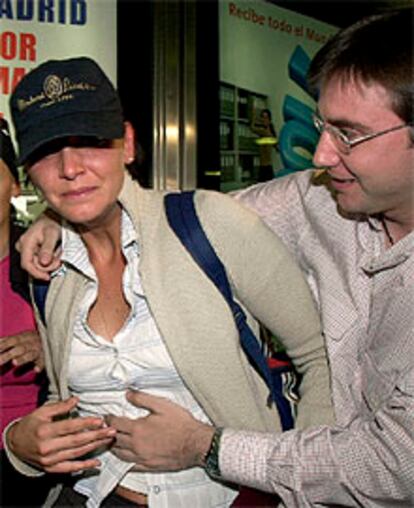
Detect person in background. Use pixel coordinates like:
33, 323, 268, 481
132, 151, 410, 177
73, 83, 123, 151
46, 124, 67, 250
249, 108, 278, 182
0, 118, 50, 507
4, 57, 334, 508
21, 9, 411, 507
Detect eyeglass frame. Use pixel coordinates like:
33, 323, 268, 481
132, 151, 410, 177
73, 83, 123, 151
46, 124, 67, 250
312, 113, 412, 154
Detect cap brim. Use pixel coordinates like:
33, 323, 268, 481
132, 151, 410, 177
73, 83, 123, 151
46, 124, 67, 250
17, 110, 124, 165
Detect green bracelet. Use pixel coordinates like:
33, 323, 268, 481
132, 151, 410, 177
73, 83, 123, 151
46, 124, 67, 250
204, 427, 223, 478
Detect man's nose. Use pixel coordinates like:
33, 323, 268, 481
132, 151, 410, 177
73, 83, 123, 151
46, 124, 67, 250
58, 148, 84, 180
312, 131, 341, 169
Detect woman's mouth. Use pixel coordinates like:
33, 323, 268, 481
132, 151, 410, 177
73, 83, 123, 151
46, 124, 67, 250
62, 186, 97, 199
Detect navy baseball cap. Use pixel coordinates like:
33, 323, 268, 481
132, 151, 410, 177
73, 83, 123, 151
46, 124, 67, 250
10, 57, 124, 165
0, 117, 19, 181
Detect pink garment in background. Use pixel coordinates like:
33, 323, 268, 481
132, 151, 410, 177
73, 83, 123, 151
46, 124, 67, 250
0, 255, 41, 448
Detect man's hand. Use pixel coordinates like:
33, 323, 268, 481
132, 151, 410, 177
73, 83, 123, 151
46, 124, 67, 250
0, 330, 44, 372
16, 212, 62, 281
7, 397, 116, 474
106, 390, 215, 472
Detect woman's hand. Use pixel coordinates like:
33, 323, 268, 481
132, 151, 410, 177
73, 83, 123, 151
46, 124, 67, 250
16, 212, 62, 280
7, 397, 116, 474
0, 330, 44, 372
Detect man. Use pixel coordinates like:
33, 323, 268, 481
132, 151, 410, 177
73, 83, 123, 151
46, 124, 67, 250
103, 8, 414, 507
14, 8, 414, 506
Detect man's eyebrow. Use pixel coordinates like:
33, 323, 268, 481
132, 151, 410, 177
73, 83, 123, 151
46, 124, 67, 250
316, 110, 369, 130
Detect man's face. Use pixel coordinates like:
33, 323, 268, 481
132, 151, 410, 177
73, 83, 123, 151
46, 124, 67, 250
313, 77, 414, 224
25, 124, 133, 229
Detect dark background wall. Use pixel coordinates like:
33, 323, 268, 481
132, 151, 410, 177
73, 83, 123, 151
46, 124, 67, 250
117, 0, 154, 187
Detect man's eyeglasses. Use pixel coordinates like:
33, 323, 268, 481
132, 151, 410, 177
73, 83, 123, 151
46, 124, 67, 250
312, 113, 412, 154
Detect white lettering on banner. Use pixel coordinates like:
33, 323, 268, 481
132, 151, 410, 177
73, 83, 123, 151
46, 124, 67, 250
0, 0, 87, 25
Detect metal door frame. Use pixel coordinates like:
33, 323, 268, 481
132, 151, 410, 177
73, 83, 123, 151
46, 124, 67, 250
152, 1, 197, 190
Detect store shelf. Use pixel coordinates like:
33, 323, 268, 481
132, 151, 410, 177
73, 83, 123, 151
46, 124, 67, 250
219, 82, 268, 192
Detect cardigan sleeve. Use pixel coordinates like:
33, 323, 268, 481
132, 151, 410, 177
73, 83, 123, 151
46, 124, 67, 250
193, 189, 334, 429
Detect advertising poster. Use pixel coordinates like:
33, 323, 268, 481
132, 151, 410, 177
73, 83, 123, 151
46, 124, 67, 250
219, 0, 338, 190
0, 0, 117, 220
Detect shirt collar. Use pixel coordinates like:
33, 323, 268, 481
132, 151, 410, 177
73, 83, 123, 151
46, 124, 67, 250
360, 216, 414, 274
60, 208, 139, 280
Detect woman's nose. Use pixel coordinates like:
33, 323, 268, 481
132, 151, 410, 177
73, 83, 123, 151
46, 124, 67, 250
58, 148, 84, 180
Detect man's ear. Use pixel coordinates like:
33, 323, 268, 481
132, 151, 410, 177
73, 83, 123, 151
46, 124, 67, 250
123, 121, 136, 164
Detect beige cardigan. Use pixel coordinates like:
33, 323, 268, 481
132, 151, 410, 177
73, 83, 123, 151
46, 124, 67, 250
5, 172, 334, 478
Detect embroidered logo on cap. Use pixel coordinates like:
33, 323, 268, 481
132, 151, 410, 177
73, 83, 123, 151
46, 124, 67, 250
44, 74, 64, 100
16, 74, 97, 112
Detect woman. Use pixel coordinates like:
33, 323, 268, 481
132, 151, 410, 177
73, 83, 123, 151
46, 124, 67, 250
0, 118, 50, 507
5, 57, 333, 508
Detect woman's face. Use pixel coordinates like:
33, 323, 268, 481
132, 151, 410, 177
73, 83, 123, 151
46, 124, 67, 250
26, 123, 134, 229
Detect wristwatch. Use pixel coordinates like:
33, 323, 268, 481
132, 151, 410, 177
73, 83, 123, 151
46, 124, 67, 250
204, 427, 223, 478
